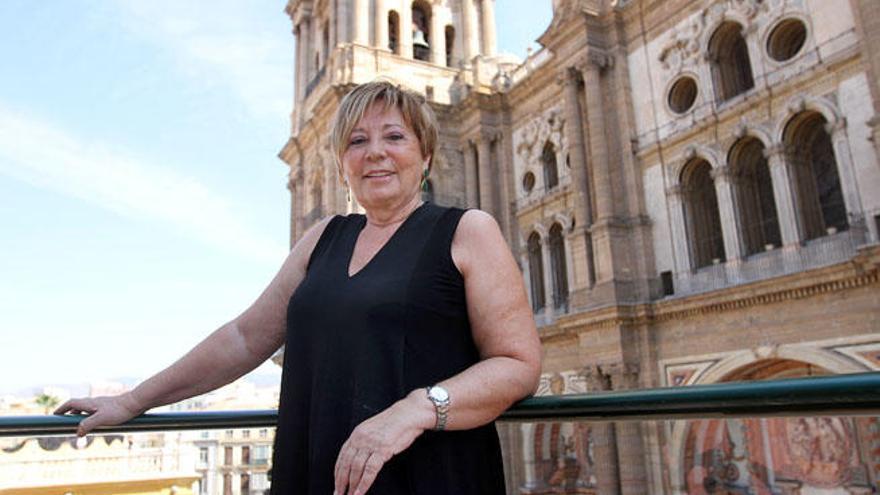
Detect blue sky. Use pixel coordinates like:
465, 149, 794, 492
0, 1, 552, 396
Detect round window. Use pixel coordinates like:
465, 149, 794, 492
668, 76, 698, 114
767, 18, 807, 62
522, 171, 536, 193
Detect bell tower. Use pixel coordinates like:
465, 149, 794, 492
279, 0, 503, 245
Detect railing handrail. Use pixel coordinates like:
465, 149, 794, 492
2, 372, 878, 438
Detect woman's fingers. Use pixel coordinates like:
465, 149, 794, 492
346, 448, 372, 494
77, 412, 102, 437
334, 441, 355, 495
353, 452, 385, 495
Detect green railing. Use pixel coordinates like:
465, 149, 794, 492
2, 372, 879, 437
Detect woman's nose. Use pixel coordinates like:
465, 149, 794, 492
365, 139, 386, 160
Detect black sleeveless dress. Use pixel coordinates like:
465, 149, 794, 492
269, 203, 506, 494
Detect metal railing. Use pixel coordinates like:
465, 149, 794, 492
2, 372, 879, 437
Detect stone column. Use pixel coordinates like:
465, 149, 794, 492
493, 132, 513, 240
541, 233, 554, 317
711, 165, 744, 261
463, 143, 479, 207
560, 68, 595, 291
765, 144, 805, 246
295, 23, 306, 103
302, 18, 314, 89
461, 0, 478, 63
584, 366, 620, 495
826, 120, 864, 227
559, 67, 596, 300
666, 184, 693, 274
608, 363, 648, 495
580, 51, 614, 221
477, 137, 495, 215
430, 8, 445, 64
374, 0, 388, 50
400, 5, 414, 59
353, 0, 370, 45
480, 0, 496, 56
287, 176, 298, 248
335, 0, 348, 44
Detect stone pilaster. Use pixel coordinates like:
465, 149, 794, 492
477, 137, 495, 215
711, 165, 744, 261
463, 143, 479, 207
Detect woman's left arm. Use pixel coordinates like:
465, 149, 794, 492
334, 210, 542, 495
421, 208, 542, 426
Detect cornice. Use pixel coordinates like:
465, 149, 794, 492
539, 245, 880, 342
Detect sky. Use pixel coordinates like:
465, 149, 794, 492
0, 1, 553, 397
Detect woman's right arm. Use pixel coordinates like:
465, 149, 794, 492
55, 216, 335, 436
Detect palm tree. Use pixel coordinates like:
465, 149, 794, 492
34, 393, 60, 415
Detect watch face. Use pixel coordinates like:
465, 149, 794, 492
429, 386, 449, 402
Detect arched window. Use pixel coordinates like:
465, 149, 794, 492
729, 137, 781, 255
549, 223, 569, 310
682, 159, 726, 268
445, 25, 455, 67
542, 141, 559, 190
708, 21, 754, 101
422, 178, 435, 203
412, 2, 431, 61
784, 111, 848, 239
388, 11, 400, 54
527, 232, 545, 312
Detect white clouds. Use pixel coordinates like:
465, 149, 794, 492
0, 104, 287, 262
107, 0, 293, 120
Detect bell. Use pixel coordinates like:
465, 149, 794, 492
413, 28, 430, 50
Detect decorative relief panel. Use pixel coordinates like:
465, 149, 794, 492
512, 105, 568, 198
535, 370, 589, 396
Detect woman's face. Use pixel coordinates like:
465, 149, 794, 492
341, 103, 429, 210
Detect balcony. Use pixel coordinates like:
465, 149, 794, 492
2, 373, 879, 494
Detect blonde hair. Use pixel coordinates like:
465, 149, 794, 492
330, 80, 439, 178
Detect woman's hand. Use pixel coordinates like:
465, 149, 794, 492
333, 390, 434, 495
54, 393, 144, 437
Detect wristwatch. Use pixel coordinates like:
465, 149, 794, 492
425, 385, 451, 431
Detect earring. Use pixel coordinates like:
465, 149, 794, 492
420, 169, 429, 192
343, 181, 351, 202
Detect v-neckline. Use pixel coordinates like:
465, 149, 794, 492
345, 202, 427, 279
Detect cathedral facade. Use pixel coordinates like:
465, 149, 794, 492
279, 0, 880, 493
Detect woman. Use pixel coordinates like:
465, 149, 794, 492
56, 81, 541, 494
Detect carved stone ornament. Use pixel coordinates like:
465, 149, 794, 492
514, 106, 568, 178
659, 0, 768, 73
658, 15, 705, 73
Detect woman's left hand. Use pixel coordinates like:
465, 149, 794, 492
333, 390, 434, 495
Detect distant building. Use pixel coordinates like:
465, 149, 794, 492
279, 0, 880, 492
0, 433, 199, 495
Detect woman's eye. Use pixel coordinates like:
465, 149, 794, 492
349, 137, 367, 146
386, 133, 404, 141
